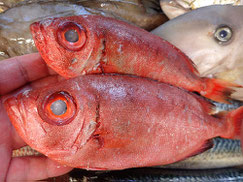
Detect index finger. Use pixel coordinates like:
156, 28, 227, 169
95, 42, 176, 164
0, 53, 56, 95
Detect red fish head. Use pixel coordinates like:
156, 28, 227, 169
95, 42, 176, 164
4, 80, 98, 163
30, 15, 104, 78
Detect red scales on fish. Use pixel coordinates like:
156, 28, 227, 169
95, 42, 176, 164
30, 15, 241, 103
4, 75, 243, 170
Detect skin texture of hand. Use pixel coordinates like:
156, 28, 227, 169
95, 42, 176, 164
0, 53, 73, 181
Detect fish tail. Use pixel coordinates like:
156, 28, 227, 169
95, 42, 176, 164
200, 78, 242, 103
219, 106, 243, 139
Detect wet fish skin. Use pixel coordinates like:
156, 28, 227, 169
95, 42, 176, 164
4, 74, 243, 170
152, 5, 243, 101
159, 0, 243, 19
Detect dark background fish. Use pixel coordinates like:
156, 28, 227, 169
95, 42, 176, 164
162, 138, 243, 169
50, 167, 243, 182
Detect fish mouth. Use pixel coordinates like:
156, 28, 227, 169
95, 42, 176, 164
3, 90, 46, 144
30, 21, 46, 54
30, 22, 42, 40
4, 95, 28, 139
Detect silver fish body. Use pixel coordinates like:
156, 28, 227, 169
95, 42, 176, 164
212, 100, 243, 113
162, 138, 243, 169
67, 167, 243, 182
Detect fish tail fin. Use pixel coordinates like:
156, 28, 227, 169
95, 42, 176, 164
218, 106, 243, 139
201, 78, 242, 103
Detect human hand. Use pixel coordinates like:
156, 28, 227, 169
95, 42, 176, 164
0, 53, 73, 181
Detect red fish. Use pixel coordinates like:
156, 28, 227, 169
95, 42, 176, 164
30, 15, 240, 103
4, 75, 243, 170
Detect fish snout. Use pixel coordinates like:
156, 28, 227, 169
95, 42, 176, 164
30, 21, 38, 29
30, 22, 41, 35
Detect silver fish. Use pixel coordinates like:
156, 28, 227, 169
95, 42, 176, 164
159, 0, 243, 19
162, 138, 243, 169
66, 167, 243, 182
212, 100, 243, 113
152, 5, 243, 101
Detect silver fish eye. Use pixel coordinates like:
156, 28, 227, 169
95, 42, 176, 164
64, 29, 79, 43
50, 100, 67, 116
214, 25, 232, 44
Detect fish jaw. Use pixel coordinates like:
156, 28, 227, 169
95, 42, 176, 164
30, 16, 105, 79
4, 91, 52, 152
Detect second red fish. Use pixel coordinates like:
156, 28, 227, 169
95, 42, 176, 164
31, 15, 239, 103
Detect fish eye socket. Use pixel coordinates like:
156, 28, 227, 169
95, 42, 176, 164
38, 91, 77, 126
214, 25, 232, 44
58, 22, 86, 51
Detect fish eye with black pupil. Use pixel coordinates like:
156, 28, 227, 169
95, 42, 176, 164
64, 29, 79, 43
214, 25, 232, 44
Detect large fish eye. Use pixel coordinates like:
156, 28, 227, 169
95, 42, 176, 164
38, 91, 77, 126
57, 22, 86, 51
214, 25, 232, 44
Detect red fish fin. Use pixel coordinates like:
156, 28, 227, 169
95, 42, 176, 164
171, 44, 199, 75
201, 78, 242, 103
193, 95, 216, 114
214, 106, 243, 139
186, 140, 213, 158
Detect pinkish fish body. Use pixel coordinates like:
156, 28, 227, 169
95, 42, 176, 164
4, 75, 243, 170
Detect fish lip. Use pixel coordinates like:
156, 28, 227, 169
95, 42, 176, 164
30, 21, 45, 54
4, 95, 27, 137
30, 22, 41, 37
